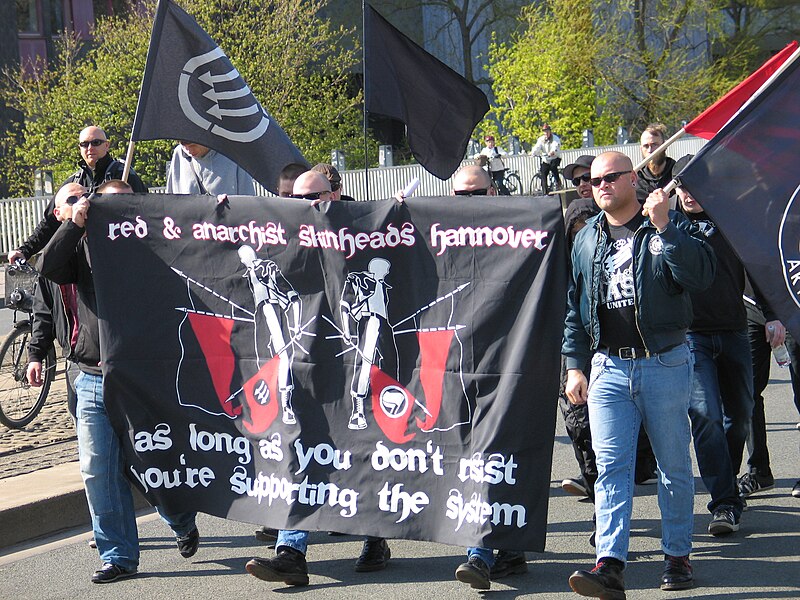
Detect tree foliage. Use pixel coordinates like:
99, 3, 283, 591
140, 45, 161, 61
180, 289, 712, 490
0, 0, 371, 196
486, 0, 777, 148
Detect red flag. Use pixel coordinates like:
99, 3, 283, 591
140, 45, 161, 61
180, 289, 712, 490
684, 41, 798, 140
187, 313, 239, 417
241, 357, 280, 434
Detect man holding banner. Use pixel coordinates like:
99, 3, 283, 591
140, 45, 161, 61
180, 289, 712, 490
563, 152, 715, 598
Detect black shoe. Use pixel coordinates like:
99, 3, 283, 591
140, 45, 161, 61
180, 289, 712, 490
91, 563, 137, 584
254, 527, 279, 542
569, 559, 626, 599
176, 527, 200, 558
455, 555, 491, 590
490, 550, 527, 578
354, 538, 391, 572
562, 477, 589, 497
661, 554, 693, 591
737, 470, 775, 497
708, 506, 740, 536
793, 480, 800, 498
246, 548, 309, 586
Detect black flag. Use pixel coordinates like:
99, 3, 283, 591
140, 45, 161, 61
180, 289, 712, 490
364, 4, 489, 180
677, 47, 800, 339
131, 0, 307, 194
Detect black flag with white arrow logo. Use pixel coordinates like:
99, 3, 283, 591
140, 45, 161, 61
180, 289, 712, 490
131, 0, 307, 194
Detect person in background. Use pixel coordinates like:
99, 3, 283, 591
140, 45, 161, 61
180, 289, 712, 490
166, 141, 255, 195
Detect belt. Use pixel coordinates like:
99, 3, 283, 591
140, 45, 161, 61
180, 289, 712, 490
599, 346, 651, 359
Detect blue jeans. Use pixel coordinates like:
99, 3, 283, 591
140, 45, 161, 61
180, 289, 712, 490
277, 530, 382, 555
587, 344, 695, 563
687, 330, 752, 516
76, 372, 196, 569
466, 547, 496, 568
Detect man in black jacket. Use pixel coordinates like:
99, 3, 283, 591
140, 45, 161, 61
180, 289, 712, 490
6, 126, 147, 264
39, 181, 198, 584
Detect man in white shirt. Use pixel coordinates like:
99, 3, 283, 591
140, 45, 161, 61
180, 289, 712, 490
530, 124, 562, 194
476, 135, 509, 195
166, 141, 256, 196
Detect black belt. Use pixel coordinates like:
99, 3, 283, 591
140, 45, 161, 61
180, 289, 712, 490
599, 346, 651, 359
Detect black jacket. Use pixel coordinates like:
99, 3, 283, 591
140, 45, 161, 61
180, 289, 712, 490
636, 156, 676, 203
28, 276, 74, 363
66, 153, 148, 193
563, 209, 716, 370
39, 221, 101, 375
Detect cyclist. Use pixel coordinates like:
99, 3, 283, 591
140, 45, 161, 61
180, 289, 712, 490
476, 135, 510, 195
530, 124, 562, 194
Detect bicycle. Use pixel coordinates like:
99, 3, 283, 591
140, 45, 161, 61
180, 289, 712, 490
500, 169, 523, 195
0, 259, 56, 429
528, 156, 564, 196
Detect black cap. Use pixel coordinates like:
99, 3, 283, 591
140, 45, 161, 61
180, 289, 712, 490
562, 155, 596, 181
672, 154, 693, 180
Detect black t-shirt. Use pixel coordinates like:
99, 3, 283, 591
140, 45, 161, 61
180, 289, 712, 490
598, 213, 646, 350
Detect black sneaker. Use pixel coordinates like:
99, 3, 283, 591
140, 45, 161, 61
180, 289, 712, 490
91, 562, 137, 584
708, 506, 740, 536
737, 471, 775, 497
455, 555, 491, 590
490, 550, 527, 578
661, 554, 693, 591
254, 527, 279, 542
354, 538, 391, 572
176, 527, 200, 558
246, 548, 309, 586
569, 559, 626, 599
793, 480, 800, 498
562, 477, 589, 497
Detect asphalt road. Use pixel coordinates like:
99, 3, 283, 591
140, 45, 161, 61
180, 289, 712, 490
1, 363, 800, 598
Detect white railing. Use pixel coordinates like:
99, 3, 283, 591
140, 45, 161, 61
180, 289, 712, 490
0, 138, 707, 253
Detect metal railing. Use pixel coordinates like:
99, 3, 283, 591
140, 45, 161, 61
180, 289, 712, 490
0, 137, 707, 254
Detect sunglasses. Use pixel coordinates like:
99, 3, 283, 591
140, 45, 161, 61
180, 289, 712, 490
454, 188, 489, 196
571, 173, 592, 186
78, 139, 107, 148
590, 170, 632, 187
290, 191, 330, 200
65, 192, 91, 205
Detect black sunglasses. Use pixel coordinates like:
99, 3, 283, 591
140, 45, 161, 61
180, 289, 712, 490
65, 192, 91, 205
590, 170, 632, 187
290, 191, 330, 200
78, 139, 107, 148
454, 188, 489, 196
571, 173, 592, 186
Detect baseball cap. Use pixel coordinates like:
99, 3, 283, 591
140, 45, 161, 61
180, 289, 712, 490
672, 154, 693, 180
562, 155, 595, 181
484, 135, 495, 141
542, 124, 551, 131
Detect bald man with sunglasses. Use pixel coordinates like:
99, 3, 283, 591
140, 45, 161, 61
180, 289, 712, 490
563, 152, 716, 598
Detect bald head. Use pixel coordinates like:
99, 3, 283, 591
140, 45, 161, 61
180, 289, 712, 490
54, 182, 87, 222
292, 171, 332, 200
452, 165, 495, 196
591, 151, 638, 222
78, 126, 110, 169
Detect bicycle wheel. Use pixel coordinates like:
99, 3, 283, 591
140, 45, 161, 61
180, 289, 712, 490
505, 173, 523, 195
0, 325, 54, 428
529, 174, 544, 196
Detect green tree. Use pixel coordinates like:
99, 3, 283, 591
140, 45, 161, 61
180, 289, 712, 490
486, 0, 761, 148
0, 0, 372, 197
487, 0, 619, 149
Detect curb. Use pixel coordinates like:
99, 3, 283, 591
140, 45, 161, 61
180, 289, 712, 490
0, 461, 149, 550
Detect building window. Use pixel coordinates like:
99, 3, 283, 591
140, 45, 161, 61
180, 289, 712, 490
17, 0, 40, 34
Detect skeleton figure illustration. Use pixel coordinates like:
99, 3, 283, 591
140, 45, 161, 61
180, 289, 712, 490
340, 257, 395, 430
238, 245, 301, 425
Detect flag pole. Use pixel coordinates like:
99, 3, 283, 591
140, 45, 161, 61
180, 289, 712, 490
362, 0, 369, 200
121, 140, 136, 184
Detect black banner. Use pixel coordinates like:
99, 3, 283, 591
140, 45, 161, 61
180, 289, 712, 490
87, 194, 565, 551
131, 0, 307, 194
678, 51, 800, 339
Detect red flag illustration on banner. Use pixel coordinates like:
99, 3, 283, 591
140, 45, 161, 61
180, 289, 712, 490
240, 357, 280, 434
415, 329, 454, 431
186, 313, 240, 417
684, 42, 798, 140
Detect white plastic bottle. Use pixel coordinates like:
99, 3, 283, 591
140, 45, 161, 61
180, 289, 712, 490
768, 324, 791, 368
